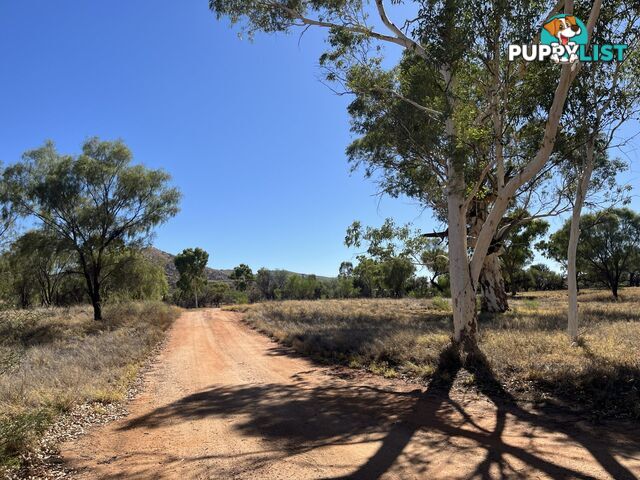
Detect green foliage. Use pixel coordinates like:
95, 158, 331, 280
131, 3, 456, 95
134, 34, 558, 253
253, 268, 288, 301
201, 281, 232, 307
174, 247, 209, 308
333, 276, 359, 299
0, 410, 52, 469
500, 218, 549, 295
346, 218, 446, 295
105, 251, 169, 302
543, 209, 640, 297
229, 263, 254, 291
381, 256, 415, 298
3, 138, 180, 319
527, 264, 564, 292
352, 257, 382, 298
284, 274, 324, 300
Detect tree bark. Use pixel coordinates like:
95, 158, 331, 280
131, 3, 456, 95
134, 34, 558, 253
447, 164, 477, 347
567, 139, 594, 343
91, 291, 103, 321
480, 253, 509, 313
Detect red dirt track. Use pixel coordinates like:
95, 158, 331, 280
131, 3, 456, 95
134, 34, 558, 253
61, 309, 640, 479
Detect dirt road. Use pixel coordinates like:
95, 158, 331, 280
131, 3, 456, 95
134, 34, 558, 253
62, 309, 640, 479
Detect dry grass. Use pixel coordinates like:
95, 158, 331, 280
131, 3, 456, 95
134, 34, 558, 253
0, 302, 180, 470
244, 289, 640, 418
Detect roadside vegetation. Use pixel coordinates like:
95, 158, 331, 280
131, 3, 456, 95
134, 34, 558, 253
0, 138, 183, 474
0, 301, 180, 472
240, 289, 640, 419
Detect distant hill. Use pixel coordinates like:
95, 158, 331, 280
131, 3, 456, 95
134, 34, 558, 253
144, 247, 335, 288
143, 247, 233, 287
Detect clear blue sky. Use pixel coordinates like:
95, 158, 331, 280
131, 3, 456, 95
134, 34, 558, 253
1, 1, 638, 276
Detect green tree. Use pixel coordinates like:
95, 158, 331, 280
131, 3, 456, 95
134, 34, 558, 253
2, 248, 36, 308
230, 264, 254, 291
381, 256, 415, 298
346, 219, 448, 294
544, 209, 640, 298
527, 264, 564, 291
500, 219, 549, 296
9, 230, 73, 306
4, 138, 180, 319
210, 0, 613, 348
105, 250, 168, 301
352, 258, 382, 298
254, 268, 274, 300
203, 281, 231, 307
283, 274, 324, 300
174, 247, 209, 308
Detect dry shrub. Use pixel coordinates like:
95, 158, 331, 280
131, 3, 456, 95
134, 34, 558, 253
0, 301, 180, 470
245, 289, 640, 419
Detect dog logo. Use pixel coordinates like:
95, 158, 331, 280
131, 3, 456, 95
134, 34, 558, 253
540, 14, 588, 63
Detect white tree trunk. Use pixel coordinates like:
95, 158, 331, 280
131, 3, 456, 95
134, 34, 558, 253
567, 140, 594, 343
447, 174, 477, 345
480, 253, 509, 313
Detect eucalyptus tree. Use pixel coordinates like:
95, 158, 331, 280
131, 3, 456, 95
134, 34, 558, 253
230, 263, 254, 291
345, 219, 448, 293
555, 5, 640, 342
174, 247, 209, 308
499, 218, 549, 297
211, 0, 605, 350
546, 209, 640, 299
4, 139, 180, 319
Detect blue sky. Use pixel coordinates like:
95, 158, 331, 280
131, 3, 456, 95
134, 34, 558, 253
0, 1, 638, 276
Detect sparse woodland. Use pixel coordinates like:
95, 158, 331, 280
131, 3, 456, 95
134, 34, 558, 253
3, 0, 640, 476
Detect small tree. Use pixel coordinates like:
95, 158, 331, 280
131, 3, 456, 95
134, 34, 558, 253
13, 230, 74, 306
230, 263, 254, 291
105, 250, 169, 301
174, 248, 209, 308
203, 281, 231, 307
381, 256, 415, 298
500, 219, 549, 297
346, 219, 447, 295
254, 268, 274, 300
353, 257, 383, 298
4, 138, 180, 319
545, 209, 640, 298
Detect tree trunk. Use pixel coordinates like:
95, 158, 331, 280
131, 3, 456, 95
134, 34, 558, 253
194, 287, 199, 309
479, 253, 509, 313
91, 291, 103, 321
442, 63, 478, 351
447, 180, 477, 348
567, 140, 594, 343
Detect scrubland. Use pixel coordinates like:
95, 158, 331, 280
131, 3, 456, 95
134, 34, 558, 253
0, 301, 180, 471
237, 288, 640, 419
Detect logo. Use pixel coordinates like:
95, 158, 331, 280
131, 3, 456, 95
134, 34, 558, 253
508, 14, 628, 64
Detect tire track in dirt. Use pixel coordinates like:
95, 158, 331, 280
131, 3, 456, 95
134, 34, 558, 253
61, 309, 640, 479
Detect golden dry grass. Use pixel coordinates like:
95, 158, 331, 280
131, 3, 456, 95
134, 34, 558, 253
0, 302, 180, 470
243, 289, 640, 418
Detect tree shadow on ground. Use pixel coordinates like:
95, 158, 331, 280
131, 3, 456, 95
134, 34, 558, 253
118, 344, 640, 479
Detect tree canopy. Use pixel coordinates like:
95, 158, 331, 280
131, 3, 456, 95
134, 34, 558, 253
3, 138, 181, 319
544, 209, 640, 298
174, 247, 210, 308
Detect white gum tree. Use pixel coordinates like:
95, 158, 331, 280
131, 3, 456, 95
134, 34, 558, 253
210, 0, 607, 351
558, 6, 640, 342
